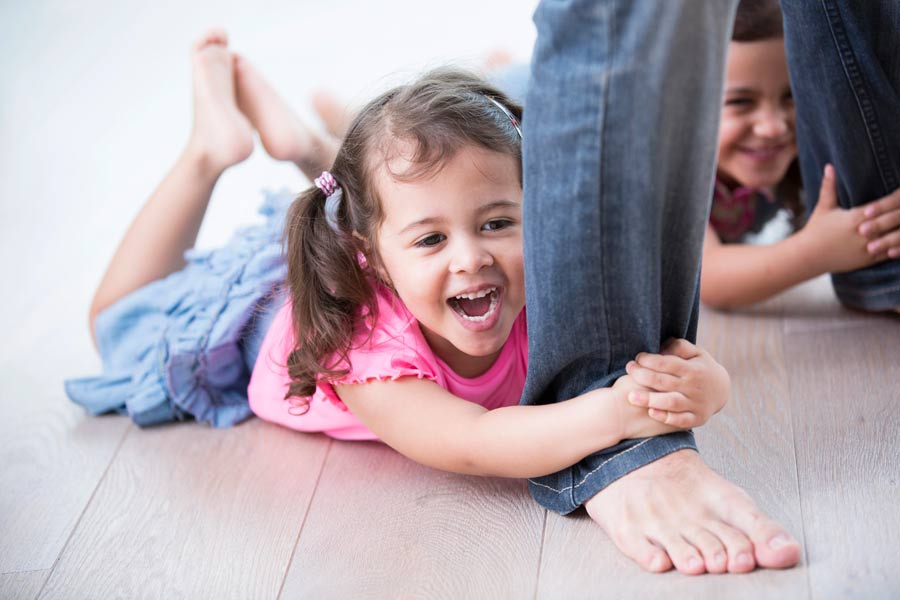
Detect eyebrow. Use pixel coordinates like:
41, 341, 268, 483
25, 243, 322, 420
725, 87, 759, 95
397, 200, 522, 236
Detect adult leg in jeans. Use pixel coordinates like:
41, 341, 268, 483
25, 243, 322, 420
782, 0, 900, 310
522, 0, 801, 574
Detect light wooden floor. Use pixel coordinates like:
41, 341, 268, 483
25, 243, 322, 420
1, 275, 898, 600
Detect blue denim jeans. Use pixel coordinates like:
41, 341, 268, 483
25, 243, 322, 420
520, 0, 737, 514
782, 0, 900, 310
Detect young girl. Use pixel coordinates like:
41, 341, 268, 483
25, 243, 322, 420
67, 31, 730, 479
701, 0, 900, 309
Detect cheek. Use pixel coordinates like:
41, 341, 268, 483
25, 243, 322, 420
717, 117, 746, 160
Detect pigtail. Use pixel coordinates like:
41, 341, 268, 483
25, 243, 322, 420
283, 184, 376, 402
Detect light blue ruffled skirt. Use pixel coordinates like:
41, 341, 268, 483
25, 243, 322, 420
65, 191, 291, 427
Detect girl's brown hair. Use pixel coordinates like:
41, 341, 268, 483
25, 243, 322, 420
730, 0, 805, 226
283, 68, 523, 403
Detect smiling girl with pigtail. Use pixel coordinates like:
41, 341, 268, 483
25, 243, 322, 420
68, 30, 730, 478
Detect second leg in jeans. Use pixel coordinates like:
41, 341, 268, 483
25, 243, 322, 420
522, 0, 801, 574
782, 0, 900, 310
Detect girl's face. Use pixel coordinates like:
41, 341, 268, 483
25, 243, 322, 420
718, 37, 797, 189
374, 144, 525, 378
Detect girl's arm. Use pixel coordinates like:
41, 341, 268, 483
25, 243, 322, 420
335, 377, 678, 479
701, 221, 822, 308
702, 165, 900, 309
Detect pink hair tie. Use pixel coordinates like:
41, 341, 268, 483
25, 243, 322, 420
314, 171, 342, 232
314, 171, 339, 196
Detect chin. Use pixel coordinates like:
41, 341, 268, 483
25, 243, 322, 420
735, 167, 788, 190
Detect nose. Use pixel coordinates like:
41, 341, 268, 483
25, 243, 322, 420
449, 236, 494, 274
753, 106, 790, 139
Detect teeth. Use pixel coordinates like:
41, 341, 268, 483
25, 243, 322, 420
454, 287, 496, 301
452, 289, 499, 322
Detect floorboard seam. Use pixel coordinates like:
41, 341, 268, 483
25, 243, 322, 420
276, 437, 333, 600
0, 568, 50, 575
781, 316, 813, 600
34, 421, 133, 599
531, 509, 548, 600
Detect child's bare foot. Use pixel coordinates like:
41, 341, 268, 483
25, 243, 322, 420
186, 29, 254, 174
311, 90, 354, 141
482, 49, 515, 73
585, 449, 802, 575
234, 55, 338, 180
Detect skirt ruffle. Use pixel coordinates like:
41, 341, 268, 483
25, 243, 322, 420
65, 190, 291, 427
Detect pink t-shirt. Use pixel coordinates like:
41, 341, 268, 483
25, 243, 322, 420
248, 284, 528, 440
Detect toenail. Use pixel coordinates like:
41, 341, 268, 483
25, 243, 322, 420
650, 555, 665, 571
688, 557, 701, 570
737, 552, 752, 567
769, 534, 792, 549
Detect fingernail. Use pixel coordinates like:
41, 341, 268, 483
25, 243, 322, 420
688, 557, 701, 570
824, 164, 833, 178
864, 205, 876, 217
889, 248, 900, 259
859, 223, 872, 236
737, 552, 753, 567
868, 241, 882, 253
769, 534, 792, 550
628, 391, 639, 404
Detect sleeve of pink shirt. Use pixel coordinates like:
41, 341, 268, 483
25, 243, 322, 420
247, 289, 441, 440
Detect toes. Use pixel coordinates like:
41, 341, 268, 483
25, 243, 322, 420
706, 521, 757, 573
193, 28, 229, 52
683, 529, 728, 574
725, 503, 802, 569
610, 528, 673, 573
651, 533, 706, 575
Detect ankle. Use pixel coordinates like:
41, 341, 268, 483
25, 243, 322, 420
181, 138, 231, 180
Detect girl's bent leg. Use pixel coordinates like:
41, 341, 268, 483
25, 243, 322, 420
89, 30, 253, 339
782, 0, 900, 311
234, 55, 340, 181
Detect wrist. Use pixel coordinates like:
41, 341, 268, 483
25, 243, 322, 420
787, 227, 828, 279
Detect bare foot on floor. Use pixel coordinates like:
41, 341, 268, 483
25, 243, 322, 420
187, 29, 254, 173
585, 449, 802, 575
234, 55, 339, 180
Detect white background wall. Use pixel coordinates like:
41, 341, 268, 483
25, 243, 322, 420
0, 0, 537, 366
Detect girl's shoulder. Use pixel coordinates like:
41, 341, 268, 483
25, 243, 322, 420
249, 283, 442, 406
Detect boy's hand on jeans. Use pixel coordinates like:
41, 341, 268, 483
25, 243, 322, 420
624, 338, 730, 428
800, 164, 900, 273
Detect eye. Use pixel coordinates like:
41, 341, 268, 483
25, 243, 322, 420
725, 97, 753, 108
415, 233, 445, 248
482, 218, 513, 232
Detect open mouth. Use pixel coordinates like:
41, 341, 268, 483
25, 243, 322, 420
738, 144, 789, 161
448, 287, 499, 323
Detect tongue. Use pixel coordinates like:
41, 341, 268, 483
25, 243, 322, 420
457, 295, 491, 317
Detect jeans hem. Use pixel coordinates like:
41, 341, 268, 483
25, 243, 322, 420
527, 431, 698, 515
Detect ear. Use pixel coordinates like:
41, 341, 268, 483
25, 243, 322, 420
353, 231, 393, 288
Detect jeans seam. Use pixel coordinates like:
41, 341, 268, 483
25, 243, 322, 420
527, 437, 653, 494
598, 0, 614, 377
822, 0, 898, 193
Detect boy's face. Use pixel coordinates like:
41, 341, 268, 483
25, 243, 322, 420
373, 144, 525, 378
718, 38, 797, 189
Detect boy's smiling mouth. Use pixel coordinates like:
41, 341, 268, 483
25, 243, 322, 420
448, 286, 500, 323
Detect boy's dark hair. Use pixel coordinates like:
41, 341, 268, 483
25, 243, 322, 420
282, 68, 523, 404
733, 0, 784, 42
